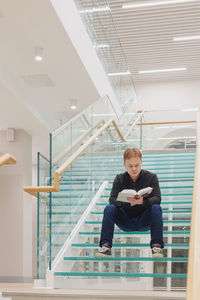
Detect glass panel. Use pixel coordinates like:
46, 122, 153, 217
140, 110, 196, 151
73, 0, 137, 112
37, 153, 50, 279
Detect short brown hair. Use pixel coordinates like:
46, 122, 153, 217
123, 148, 142, 161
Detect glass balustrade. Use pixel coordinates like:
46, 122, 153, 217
139, 110, 196, 151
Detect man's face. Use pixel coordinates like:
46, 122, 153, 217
124, 156, 142, 181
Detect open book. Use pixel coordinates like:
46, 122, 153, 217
117, 187, 153, 203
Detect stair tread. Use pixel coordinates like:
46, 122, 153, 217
54, 272, 187, 278
63, 257, 188, 262
78, 230, 190, 235
71, 243, 189, 247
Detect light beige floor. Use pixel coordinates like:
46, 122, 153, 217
0, 283, 186, 300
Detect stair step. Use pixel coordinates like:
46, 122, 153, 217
52, 195, 89, 199
63, 257, 188, 262
52, 203, 89, 207
105, 185, 193, 190
101, 194, 193, 197
61, 173, 194, 177
159, 178, 193, 182
78, 231, 190, 236
97, 201, 192, 205
73, 157, 194, 162
64, 168, 194, 174
91, 210, 192, 215
71, 243, 189, 248
54, 272, 187, 278
85, 220, 191, 225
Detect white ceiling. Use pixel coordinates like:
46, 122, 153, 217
0, 82, 50, 160
0, 0, 100, 134
108, 0, 200, 82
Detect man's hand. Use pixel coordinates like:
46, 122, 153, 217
127, 195, 143, 206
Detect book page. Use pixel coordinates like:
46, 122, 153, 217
116, 189, 137, 203
116, 187, 153, 202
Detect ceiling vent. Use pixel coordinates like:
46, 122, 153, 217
22, 74, 54, 88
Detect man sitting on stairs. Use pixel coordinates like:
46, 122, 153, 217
97, 147, 164, 258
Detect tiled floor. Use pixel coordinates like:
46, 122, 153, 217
0, 283, 186, 300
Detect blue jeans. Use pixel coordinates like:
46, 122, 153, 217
99, 204, 164, 248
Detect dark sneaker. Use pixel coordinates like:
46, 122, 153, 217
96, 246, 112, 257
152, 245, 163, 258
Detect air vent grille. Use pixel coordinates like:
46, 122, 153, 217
22, 74, 54, 88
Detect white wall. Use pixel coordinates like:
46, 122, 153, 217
0, 129, 33, 282
135, 79, 200, 111
124, 79, 200, 150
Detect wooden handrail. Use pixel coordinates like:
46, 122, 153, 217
124, 111, 145, 140
0, 153, 16, 167
137, 120, 196, 126
186, 108, 200, 300
24, 113, 145, 197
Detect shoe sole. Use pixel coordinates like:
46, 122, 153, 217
152, 253, 163, 258
95, 253, 112, 258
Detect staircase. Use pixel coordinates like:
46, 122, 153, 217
43, 150, 195, 291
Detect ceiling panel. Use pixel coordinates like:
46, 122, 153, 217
108, 0, 200, 82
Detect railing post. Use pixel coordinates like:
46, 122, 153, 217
49, 133, 53, 271
186, 107, 200, 300
140, 116, 143, 150
37, 152, 40, 279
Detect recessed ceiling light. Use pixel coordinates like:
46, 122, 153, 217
138, 67, 187, 74
80, 6, 110, 14
94, 44, 110, 49
173, 35, 200, 41
70, 105, 77, 110
108, 71, 131, 76
34, 47, 43, 62
122, 0, 196, 9
35, 56, 42, 62
69, 99, 77, 110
